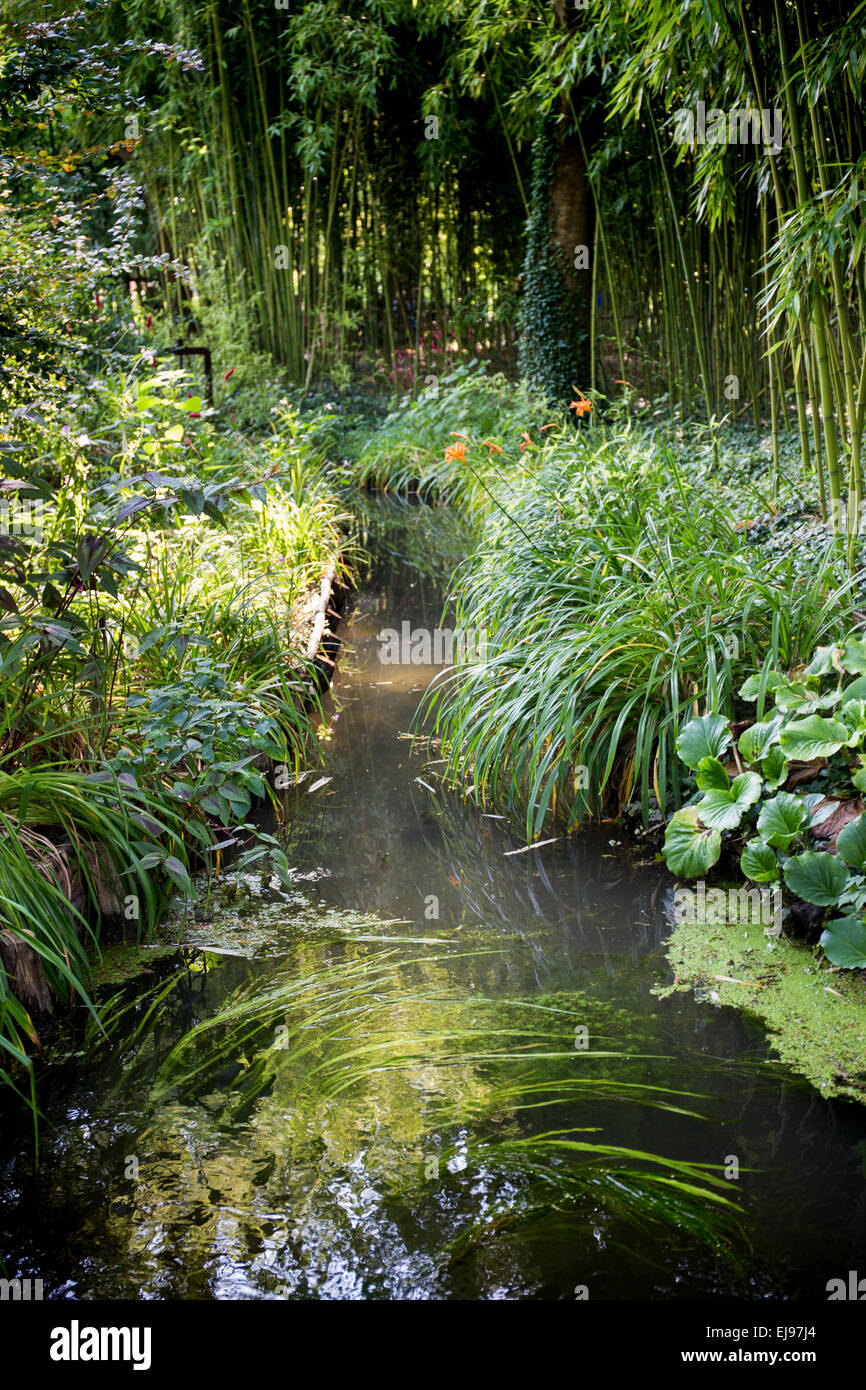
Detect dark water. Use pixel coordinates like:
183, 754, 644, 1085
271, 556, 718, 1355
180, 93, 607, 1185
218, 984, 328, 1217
2, 501, 866, 1300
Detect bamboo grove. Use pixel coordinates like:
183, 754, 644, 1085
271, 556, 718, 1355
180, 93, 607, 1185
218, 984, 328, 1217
64, 0, 859, 538
3, 0, 865, 498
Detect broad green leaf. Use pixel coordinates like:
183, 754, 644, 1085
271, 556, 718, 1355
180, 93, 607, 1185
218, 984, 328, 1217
695, 757, 729, 791
739, 669, 784, 701
164, 423, 185, 443
779, 715, 849, 761
819, 916, 866, 969
835, 813, 866, 871
697, 771, 762, 830
756, 791, 808, 849
676, 714, 732, 770
177, 396, 203, 413
771, 681, 840, 713
761, 746, 788, 791
842, 635, 866, 675
805, 644, 842, 676
842, 675, 866, 702
737, 715, 782, 764
740, 839, 780, 882
663, 806, 722, 877
784, 851, 849, 906
839, 699, 866, 745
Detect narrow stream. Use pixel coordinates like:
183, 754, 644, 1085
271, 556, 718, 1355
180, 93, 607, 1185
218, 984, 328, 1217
2, 501, 866, 1300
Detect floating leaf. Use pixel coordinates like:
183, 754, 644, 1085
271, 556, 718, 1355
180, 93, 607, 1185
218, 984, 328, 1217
784, 851, 849, 906
662, 806, 722, 877
756, 791, 808, 849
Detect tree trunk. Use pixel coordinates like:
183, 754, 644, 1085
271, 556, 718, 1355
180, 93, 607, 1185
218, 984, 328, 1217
520, 5, 598, 400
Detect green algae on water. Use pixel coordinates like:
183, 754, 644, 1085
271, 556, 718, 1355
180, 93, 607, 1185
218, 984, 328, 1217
656, 913, 866, 1104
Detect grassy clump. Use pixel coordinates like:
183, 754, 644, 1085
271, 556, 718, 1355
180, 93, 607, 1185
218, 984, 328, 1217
364, 377, 859, 837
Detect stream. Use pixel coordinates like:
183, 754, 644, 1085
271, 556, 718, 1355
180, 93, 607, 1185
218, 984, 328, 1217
2, 500, 866, 1300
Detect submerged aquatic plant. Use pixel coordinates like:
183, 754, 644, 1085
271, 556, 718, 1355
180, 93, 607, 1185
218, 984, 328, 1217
151, 944, 744, 1272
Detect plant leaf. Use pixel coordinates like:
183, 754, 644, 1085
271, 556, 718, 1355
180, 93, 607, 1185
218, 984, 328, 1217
819, 916, 866, 969
662, 806, 722, 877
784, 851, 849, 906
779, 715, 849, 761
835, 813, 866, 871
675, 714, 731, 770
697, 771, 762, 830
740, 840, 780, 882
737, 715, 782, 764
756, 791, 808, 849
695, 757, 729, 791
761, 746, 788, 791
842, 635, 866, 675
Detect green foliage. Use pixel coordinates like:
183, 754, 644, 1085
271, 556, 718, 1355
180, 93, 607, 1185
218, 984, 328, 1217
677, 716, 732, 770
352, 361, 551, 511
152, 945, 741, 1255
663, 807, 722, 877
0, 359, 346, 1127
783, 851, 850, 906
819, 917, 866, 971
419, 404, 854, 837
665, 632, 866, 970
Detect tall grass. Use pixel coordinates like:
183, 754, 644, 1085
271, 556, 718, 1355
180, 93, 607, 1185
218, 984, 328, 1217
0, 766, 192, 1145
418, 420, 858, 836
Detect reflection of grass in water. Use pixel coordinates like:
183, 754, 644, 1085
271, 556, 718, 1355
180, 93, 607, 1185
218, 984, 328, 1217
152, 944, 745, 1266
349, 495, 473, 592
